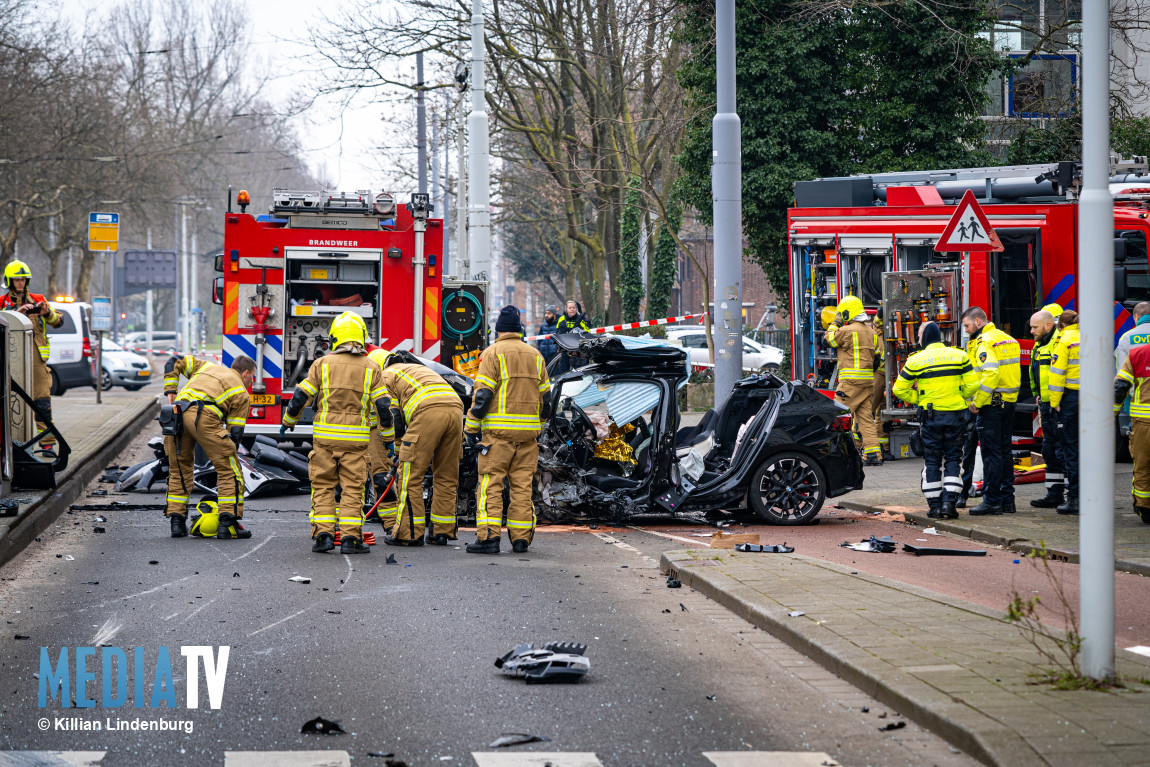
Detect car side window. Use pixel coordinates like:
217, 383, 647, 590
679, 334, 706, 349
743, 342, 758, 354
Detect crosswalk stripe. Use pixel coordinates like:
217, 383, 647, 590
703, 753, 838, 767
223, 753, 350, 767
0, 754, 106, 767
471, 754, 603, 767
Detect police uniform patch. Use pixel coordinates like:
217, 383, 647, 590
979, 352, 987, 362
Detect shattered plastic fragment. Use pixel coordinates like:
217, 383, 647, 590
495, 642, 589, 683
300, 716, 345, 735
289, 576, 311, 584
840, 535, 896, 553
878, 721, 907, 732
735, 543, 794, 553
489, 733, 552, 747
666, 576, 682, 588
788, 611, 805, 617
922, 527, 940, 535
92, 527, 105, 534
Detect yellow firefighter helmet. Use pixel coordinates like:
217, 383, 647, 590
4, 260, 31, 287
368, 347, 394, 369
835, 295, 865, 325
820, 306, 837, 330
189, 497, 220, 537
1042, 302, 1063, 320
329, 311, 368, 349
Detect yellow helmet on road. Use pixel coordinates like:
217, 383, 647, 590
835, 295, 865, 325
4, 260, 31, 286
189, 498, 219, 537
329, 311, 368, 349
820, 306, 837, 330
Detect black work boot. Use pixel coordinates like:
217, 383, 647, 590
1030, 489, 1065, 508
865, 453, 882, 467
1135, 507, 1150, 524
927, 506, 945, 520
955, 494, 968, 509
427, 533, 451, 545
940, 501, 958, 519
512, 540, 529, 553
340, 537, 371, 554
312, 533, 335, 553
170, 514, 188, 538
216, 513, 252, 539
384, 533, 423, 547
968, 501, 1002, 516
466, 537, 501, 555
1056, 496, 1079, 515
1002, 499, 1016, 514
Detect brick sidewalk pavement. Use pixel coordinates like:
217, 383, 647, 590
843, 457, 1150, 575
663, 547, 1150, 767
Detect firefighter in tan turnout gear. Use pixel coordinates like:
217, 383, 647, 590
366, 345, 399, 533
465, 306, 550, 555
282, 312, 391, 555
377, 350, 465, 546
163, 354, 257, 539
825, 295, 883, 465
1, 260, 64, 450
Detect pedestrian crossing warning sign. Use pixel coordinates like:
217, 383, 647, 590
934, 189, 1003, 252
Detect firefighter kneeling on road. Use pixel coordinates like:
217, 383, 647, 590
282, 312, 390, 554
376, 349, 465, 546
465, 305, 550, 555
892, 322, 978, 519
162, 354, 257, 539
1114, 342, 1150, 524
825, 296, 883, 465
1, 260, 64, 452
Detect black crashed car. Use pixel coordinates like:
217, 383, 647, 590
536, 334, 864, 524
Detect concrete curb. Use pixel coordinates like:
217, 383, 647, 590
661, 549, 1046, 767
840, 500, 1150, 577
0, 400, 159, 569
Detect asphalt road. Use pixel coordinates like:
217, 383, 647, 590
0, 431, 981, 767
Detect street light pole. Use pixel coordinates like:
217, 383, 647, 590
1078, 0, 1115, 682
711, 0, 743, 410
467, 0, 491, 281
180, 204, 190, 356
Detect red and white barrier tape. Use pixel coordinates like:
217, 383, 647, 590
525, 312, 708, 342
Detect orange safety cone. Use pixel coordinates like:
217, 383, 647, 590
363, 532, 376, 545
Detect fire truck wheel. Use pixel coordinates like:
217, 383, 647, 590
748, 450, 826, 525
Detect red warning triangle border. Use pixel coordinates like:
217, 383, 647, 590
934, 189, 1004, 252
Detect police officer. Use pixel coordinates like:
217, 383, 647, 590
1028, 308, 1066, 508
282, 312, 390, 554
376, 351, 465, 546
1049, 310, 1080, 515
892, 322, 978, 518
553, 300, 590, 375
962, 307, 1022, 515
163, 354, 257, 538
1114, 342, 1150, 524
464, 305, 550, 554
1, 261, 64, 450
825, 295, 882, 465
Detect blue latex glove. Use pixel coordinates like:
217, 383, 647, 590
386, 441, 396, 459
279, 423, 292, 437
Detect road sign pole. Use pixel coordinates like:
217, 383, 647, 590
95, 331, 102, 405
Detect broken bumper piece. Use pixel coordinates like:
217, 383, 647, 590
495, 642, 590, 683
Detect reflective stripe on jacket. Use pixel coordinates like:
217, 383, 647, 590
966, 322, 1021, 407
891, 343, 978, 411
825, 320, 878, 382
165, 356, 250, 427
285, 347, 386, 444
1117, 343, 1150, 419
1029, 329, 1057, 404
1049, 324, 1080, 409
0, 291, 63, 361
467, 332, 550, 440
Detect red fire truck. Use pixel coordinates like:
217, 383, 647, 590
786, 160, 1150, 452
212, 189, 446, 438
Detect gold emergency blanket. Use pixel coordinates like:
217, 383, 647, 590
593, 423, 636, 465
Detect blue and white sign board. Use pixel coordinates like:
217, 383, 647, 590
92, 296, 112, 332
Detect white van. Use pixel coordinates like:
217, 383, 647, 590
47, 301, 96, 394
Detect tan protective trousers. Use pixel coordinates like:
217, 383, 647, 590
476, 436, 538, 544
368, 426, 397, 531
309, 441, 368, 541
392, 405, 463, 542
1132, 419, 1150, 509
836, 378, 881, 457
164, 408, 245, 518
872, 370, 887, 453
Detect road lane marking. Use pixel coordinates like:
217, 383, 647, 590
230, 535, 274, 563
703, 754, 838, 767
337, 554, 353, 592
0, 754, 106, 766
248, 607, 310, 637
590, 531, 660, 567
224, 753, 350, 767
631, 526, 712, 547
472, 754, 603, 767
180, 598, 217, 625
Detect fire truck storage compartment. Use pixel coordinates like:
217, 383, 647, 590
880, 269, 958, 413
790, 236, 838, 387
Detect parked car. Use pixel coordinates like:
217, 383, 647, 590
665, 325, 785, 372
536, 334, 864, 524
100, 338, 152, 391
47, 301, 95, 395
120, 330, 179, 355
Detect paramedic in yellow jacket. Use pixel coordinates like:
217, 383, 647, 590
163, 354, 257, 539
961, 307, 1021, 516
464, 306, 550, 555
825, 296, 882, 465
1049, 310, 1080, 515
282, 312, 391, 555
376, 352, 465, 546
